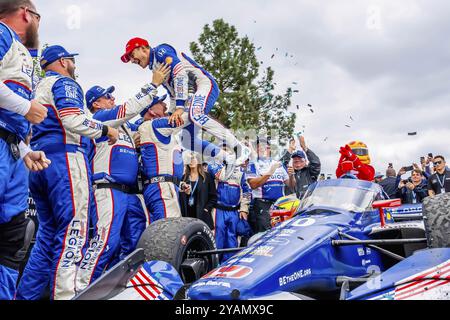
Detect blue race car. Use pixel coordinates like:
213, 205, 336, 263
75, 178, 450, 300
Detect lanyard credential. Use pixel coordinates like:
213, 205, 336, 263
189, 179, 199, 207
437, 172, 446, 194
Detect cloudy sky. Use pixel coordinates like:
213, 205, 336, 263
35, 0, 450, 175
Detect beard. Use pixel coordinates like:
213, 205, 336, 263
67, 64, 76, 80
23, 22, 39, 49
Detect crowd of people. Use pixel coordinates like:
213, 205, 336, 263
374, 155, 450, 205
1, 0, 449, 302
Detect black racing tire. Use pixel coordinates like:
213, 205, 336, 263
422, 193, 450, 248
137, 218, 218, 277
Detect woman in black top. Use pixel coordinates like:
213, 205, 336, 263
179, 152, 217, 229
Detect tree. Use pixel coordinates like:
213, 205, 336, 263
189, 19, 296, 145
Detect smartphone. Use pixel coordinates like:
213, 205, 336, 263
388, 163, 393, 168
428, 153, 433, 158
420, 156, 425, 162
404, 165, 414, 172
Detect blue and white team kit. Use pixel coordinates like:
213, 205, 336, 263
147, 43, 243, 159
0, 22, 34, 301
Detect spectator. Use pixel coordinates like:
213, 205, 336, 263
290, 135, 321, 199
246, 137, 295, 233
179, 152, 217, 230
374, 172, 384, 184
396, 169, 428, 204
428, 156, 450, 196
379, 167, 399, 199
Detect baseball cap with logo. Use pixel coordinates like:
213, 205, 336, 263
85, 85, 115, 110
121, 37, 150, 63
40, 45, 78, 69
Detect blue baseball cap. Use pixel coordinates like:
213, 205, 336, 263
139, 94, 168, 117
291, 150, 306, 159
40, 45, 79, 69
85, 86, 115, 110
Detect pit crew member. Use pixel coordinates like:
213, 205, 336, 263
76, 64, 171, 290
246, 137, 296, 233
120, 37, 250, 168
209, 145, 251, 262
16, 45, 119, 300
0, 0, 50, 300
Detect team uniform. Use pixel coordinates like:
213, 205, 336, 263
147, 44, 241, 158
209, 164, 251, 262
0, 22, 35, 300
76, 84, 158, 290
16, 71, 108, 300
139, 118, 184, 222
247, 159, 289, 233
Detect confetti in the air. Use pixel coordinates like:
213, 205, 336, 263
257, 46, 262, 50
408, 132, 417, 136
345, 125, 351, 128
271, 54, 275, 59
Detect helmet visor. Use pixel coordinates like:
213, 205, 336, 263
352, 148, 368, 156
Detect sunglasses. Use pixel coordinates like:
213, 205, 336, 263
103, 93, 113, 100
433, 161, 443, 166
21, 6, 41, 22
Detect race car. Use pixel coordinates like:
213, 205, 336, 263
74, 178, 450, 300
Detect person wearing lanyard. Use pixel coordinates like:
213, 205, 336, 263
428, 156, 450, 196
396, 169, 428, 204
179, 152, 217, 230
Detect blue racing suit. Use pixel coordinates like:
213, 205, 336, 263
76, 84, 158, 290
209, 164, 251, 262
0, 22, 34, 300
148, 44, 241, 158
139, 117, 184, 223
16, 71, 107, 300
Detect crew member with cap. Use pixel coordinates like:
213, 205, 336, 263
120, 37, 250, 170
0, 0, 51, 300
336, 141, 375, 181
16, 45, 119, 300
246, 137, 296, 233
76, 64, 171, 291
290, 135, 321, 199
209, 144, 251, 262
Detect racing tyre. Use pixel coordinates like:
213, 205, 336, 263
422, 193, 450, 248
137, 218, 218, 281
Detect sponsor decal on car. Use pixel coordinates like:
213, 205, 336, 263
250, 246, 275, 257
191, 280, 231, 289
279, 268, 312, 287
267, 237, 290, 246
203, 265, 253, 279
291, 218, 316, 228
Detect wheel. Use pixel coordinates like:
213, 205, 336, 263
137, 217, 218, 282
422, 193, 450, 248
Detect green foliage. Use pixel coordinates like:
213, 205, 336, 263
189, 19, 296, 144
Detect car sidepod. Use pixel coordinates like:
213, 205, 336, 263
347, 248, 450, 300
